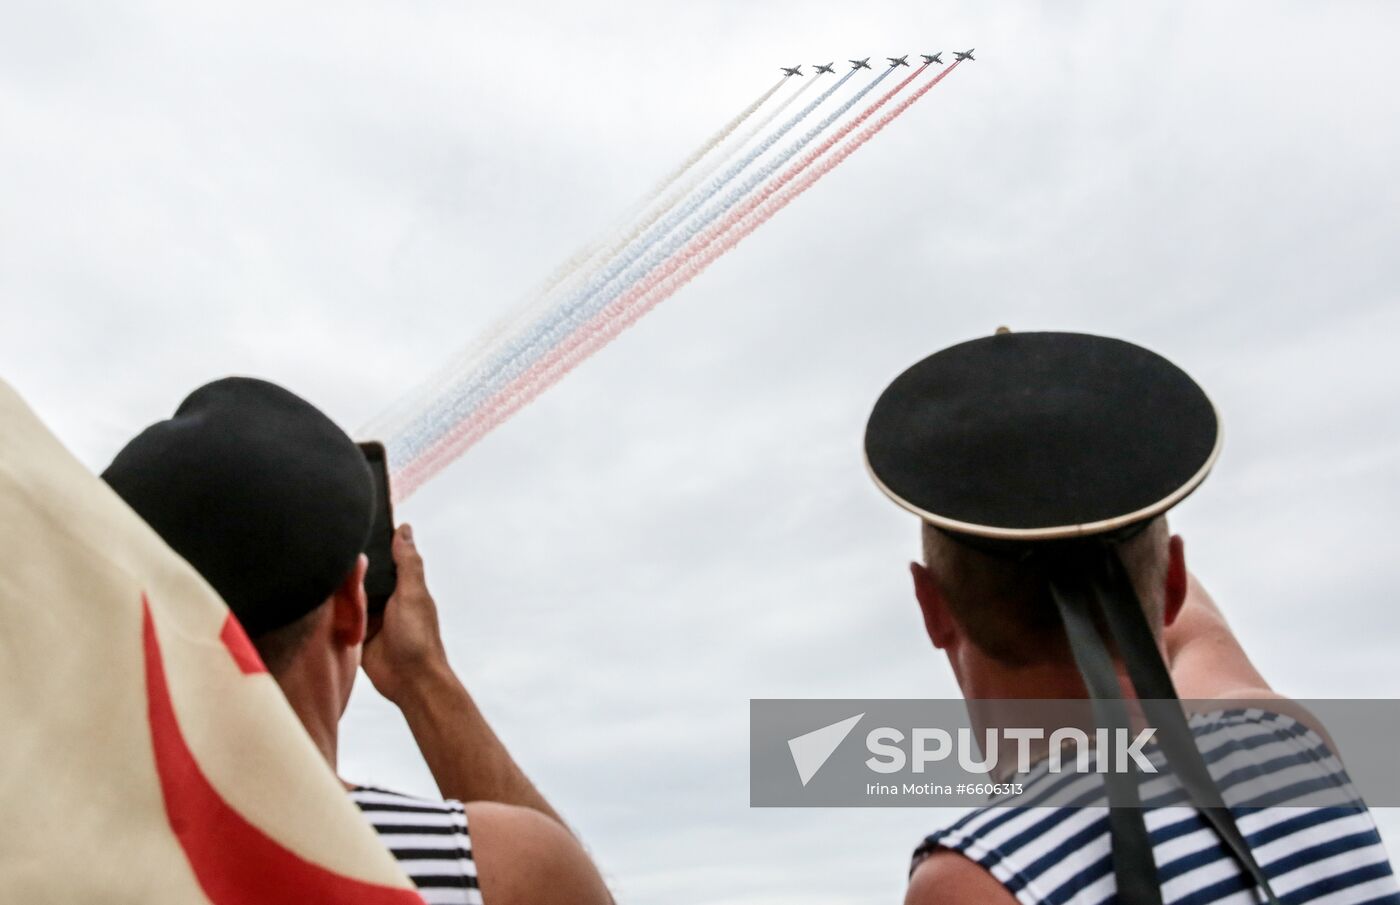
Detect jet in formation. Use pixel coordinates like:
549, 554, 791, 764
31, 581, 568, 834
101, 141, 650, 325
781, 65, 804, 77
813, 61, 836, 74
887, 55, 910, 67
849, 57, 872, 70
921, 52, 944, 65
954, 48, 975, 61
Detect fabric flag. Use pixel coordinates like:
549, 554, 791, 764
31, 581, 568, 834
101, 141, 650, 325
0, 379, 422, 904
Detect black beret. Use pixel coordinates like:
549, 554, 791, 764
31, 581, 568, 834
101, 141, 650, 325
864, 331, 1221, 542
103, 377, 373, 636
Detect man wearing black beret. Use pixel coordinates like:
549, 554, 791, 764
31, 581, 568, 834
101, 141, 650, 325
863, 332, 1398, 905
104, 377, 611, 905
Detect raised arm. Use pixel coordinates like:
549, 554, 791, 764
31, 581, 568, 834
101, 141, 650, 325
360, 525, 612, 905
1162, 570, 1274, 701
361, 523, 563, 820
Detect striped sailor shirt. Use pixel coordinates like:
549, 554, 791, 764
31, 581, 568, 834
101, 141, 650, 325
351, 786, 484, 905
913, 709, 1400, 904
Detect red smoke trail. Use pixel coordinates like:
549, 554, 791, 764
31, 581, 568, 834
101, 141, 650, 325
365, 77, 790, 445
396, 62, 960, 499
539, 76, 790, 295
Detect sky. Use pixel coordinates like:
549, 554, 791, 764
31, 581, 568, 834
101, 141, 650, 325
3, 1, 1399, 902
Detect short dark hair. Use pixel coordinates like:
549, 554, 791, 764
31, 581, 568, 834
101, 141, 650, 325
249, 602, 326, 674
921, 518, 1170, 667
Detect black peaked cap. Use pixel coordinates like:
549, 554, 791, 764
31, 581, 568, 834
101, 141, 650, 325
864, 331, 1220, 541
103, 377, 373, 636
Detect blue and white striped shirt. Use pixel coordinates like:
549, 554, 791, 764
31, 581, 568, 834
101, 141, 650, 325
914, 709, 1399, 904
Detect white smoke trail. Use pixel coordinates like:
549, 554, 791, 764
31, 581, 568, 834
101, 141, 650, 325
576, 73, 824, 297
488, 75, 820, 380
361, 77, 792, 444
533, 76, 789, 298
389, 68, 867, 468
374, 76, 834, 456
642, 76, 788, 206
393, 63, 962, 498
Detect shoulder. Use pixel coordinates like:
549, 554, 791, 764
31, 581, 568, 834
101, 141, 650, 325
907, 848, 1017, 905
1189, 694, 1340, 759
463, 801, 612, 905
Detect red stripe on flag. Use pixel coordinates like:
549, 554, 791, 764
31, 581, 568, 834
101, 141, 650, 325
143, 596, 424, 904
220, 613, 268, 676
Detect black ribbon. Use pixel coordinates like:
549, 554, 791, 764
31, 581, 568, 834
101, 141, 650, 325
1047, 541, 1279, 905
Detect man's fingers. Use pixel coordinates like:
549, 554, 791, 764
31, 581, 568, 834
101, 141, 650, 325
392, 523, 426, 583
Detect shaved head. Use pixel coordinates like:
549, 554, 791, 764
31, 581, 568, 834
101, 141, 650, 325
921, 518, 1172, 666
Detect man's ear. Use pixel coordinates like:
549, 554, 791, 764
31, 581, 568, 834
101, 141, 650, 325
911, 561, 956, 650
330, 554, 369, 648
1163, 535, 1187, 628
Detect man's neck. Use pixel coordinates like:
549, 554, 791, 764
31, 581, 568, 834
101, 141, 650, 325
959, 657, 1148, 778
271, 661, 343, 770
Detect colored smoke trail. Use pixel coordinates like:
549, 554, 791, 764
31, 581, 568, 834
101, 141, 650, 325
391, 65, 895, 489
490, 75, 824, 387
642, 77, 788, 205
362, 77, 792, 444
385, 71, 853, 468
656, 73, 821, 208
562, 73, 824, 306
387, 68, 861, 469
537, 76, 793, 298
394, 63, 959, 498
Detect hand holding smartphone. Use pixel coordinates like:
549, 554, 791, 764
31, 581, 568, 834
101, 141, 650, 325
358, 442, 397, 619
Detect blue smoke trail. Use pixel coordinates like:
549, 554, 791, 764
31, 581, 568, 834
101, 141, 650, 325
392, 67, 890, 466
387, 70, 853, 465
366, 79, 801, 447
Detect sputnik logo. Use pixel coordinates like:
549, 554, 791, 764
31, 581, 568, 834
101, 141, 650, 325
787, 713, 864, 786
142, 596, 423, 904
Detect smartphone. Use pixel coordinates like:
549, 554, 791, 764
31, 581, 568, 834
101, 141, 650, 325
358, 441, 397, 615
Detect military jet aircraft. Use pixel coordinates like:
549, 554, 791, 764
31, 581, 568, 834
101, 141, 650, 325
953, 48, 975, 61
887, 55, 910, 67
849, 57, 872, 70
813, 61, 836, 74
921, 53, 944, 65
781, 65, 804, 77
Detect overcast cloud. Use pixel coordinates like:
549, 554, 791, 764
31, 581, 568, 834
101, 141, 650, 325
3, 1, 1398, 902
